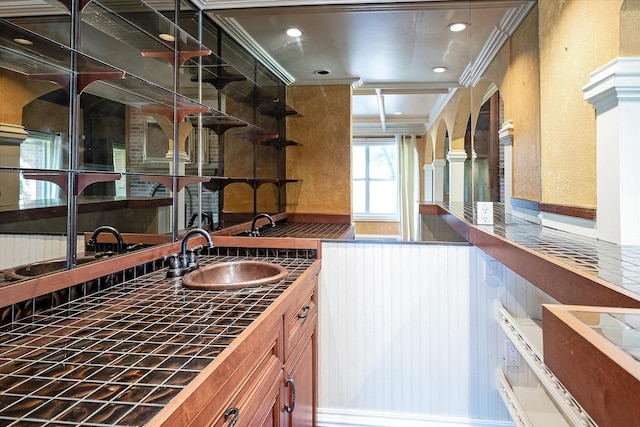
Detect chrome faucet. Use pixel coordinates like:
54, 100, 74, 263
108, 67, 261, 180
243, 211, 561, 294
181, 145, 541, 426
88, 225, 124, 255
250, 213, 275, 236
188, 212, 213, 230
166, 228, 214, 278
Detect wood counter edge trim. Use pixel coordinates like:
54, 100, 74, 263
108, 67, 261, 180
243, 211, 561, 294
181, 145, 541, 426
543, 305, 640, 426
1, 235, 321, 307
419, 203, 640, 308
543, 304, 640, 379
469, 227, 640, 307
148, 260, 320, 426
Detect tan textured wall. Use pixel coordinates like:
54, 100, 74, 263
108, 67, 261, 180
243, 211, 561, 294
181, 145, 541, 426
286, 85, 352, 216
0, 70, 57, 125
355, 221, 400, 236
539, 0, 621, 207
504, 5, 541, 201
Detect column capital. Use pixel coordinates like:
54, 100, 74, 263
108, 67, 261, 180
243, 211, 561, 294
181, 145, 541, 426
0, 123, 28, 145
447, 150, 468, 162
432, 159, 447, 168
499, 120, 514, 146
584, 57, 640, 112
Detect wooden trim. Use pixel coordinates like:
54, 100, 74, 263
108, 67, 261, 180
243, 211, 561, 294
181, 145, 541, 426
543, 305, 640, 426
0, 231, 321, 307
418, 204, 440, 215
419, 203, 640, 307
469, 227, 640, 307
539, 202, 596, 220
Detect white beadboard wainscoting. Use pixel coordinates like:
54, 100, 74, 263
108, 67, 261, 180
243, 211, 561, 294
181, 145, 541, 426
0, 234, 84, 270
318, 241, 515, 426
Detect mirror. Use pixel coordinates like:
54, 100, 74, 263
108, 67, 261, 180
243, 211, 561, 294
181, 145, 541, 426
0, 0, 293, 282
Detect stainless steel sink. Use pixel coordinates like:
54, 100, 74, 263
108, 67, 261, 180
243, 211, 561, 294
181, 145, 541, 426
4, 257, 96, 281
181, 260, 288, 290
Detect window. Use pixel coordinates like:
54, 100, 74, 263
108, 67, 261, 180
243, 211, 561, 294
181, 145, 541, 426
352, 137, 398, 220
19, 131, 63, 202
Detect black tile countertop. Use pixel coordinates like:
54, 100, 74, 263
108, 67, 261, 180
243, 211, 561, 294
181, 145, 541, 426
0, 255, 315, 426
241, 222, 354, 239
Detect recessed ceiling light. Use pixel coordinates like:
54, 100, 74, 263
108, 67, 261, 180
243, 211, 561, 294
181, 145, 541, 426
159, 33, 175, 42
286, 28, 303, 38
433, 67, 446, 73
13, 38, 33, 45
448, 22, 468, 32
394, 112, 403, 115
314, 69, 331, 75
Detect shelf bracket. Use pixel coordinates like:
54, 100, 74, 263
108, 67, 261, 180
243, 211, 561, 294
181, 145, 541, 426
139, 175, 211, 193
141, 49, 212, 67
23, 171, 122, 196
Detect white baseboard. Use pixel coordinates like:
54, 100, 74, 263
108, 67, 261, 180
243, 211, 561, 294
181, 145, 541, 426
318, 408, 515, 427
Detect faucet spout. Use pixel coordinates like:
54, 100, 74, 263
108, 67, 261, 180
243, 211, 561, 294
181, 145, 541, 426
88, 225, 124, 254
180, 228, 214, 270
250, 213, 275, 236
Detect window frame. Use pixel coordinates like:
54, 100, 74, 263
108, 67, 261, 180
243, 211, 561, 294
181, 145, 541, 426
352, 136, 399, 222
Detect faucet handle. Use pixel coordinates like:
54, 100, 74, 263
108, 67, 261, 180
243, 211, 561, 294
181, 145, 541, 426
186, 245, 204, 271
164, 253, 184, 278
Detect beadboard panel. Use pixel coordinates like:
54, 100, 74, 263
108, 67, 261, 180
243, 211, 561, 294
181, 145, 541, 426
318, 241, 512, 423
0, 234, 83, 270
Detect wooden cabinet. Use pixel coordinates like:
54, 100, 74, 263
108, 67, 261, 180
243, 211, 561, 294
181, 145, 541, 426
282, 276, 317, 426
159, 270, 319, 427
283, 328, 316, 426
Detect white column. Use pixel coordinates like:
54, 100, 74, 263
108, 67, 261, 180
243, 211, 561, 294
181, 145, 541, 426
584, 57, 640, 245
499, 120, 514, 214
432, 159, 446, 201
166, 148, 190, 231
447, 150, 467, 202
423, 163, 434, 202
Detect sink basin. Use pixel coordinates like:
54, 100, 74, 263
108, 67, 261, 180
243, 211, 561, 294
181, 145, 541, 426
4, 256, 96, 281
182, 261, 288, 290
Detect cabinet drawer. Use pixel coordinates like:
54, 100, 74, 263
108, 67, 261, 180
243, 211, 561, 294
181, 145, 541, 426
186, 316, 282, 427
207, 355, 282, 427
285, 276, 317, 359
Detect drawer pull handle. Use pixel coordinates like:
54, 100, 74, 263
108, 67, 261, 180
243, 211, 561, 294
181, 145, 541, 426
285, 377, 296, 413
224, 407, 239, 426
297, 305, 311, 319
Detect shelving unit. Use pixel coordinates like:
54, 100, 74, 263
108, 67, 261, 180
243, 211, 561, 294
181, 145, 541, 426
0, 0, 301, 264
495, 300, 596, 427
497, 369, 570, 427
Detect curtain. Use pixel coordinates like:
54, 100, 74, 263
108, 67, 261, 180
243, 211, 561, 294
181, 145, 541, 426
399, 134, 419, 241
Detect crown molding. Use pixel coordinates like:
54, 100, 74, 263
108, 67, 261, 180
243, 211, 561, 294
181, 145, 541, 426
459, 1, 535, 87
197, 0, 531, 12
208, 15, 296, 85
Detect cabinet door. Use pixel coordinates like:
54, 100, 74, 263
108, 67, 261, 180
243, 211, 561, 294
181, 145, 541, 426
283, 328, 316, 427
208, 358, 282, 427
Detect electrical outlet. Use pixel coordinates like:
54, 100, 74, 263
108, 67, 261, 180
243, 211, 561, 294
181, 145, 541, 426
504, 340, 520, 367
477, 202, 493, 225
